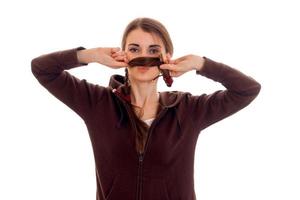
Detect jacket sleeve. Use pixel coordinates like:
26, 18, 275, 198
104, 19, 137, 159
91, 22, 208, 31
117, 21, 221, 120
189, 56, 261, 131
31, 46, 107, 120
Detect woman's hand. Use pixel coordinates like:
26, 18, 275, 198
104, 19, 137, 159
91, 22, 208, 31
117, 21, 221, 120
160, 54, 205, 77
77, 47, 129, 69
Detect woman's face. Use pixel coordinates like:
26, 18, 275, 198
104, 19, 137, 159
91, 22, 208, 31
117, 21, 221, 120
125, 28, 168, 84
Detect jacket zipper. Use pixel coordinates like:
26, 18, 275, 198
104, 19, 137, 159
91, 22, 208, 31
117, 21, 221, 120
137, 152, 143, 200
113, 91, 168, 200
136, 108, 168, 200
118, 100, 146, 200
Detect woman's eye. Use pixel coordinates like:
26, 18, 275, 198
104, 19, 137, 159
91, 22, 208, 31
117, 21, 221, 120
149, 49, 159, 54
129, 48, 138, 53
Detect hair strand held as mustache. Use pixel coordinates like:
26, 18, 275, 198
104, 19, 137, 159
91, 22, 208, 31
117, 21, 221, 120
127, 56, 173, 87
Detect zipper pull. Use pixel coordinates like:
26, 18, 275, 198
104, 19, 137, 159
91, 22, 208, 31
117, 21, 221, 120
139, 153, 144, 162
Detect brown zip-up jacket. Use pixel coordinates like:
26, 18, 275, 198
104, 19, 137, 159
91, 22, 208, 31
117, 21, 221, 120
31, 46, 261, 200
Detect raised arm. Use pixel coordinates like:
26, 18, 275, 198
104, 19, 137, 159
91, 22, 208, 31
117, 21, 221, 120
160, 54, 261, 131
31, 46, 128, 120
191, 56, 261, 131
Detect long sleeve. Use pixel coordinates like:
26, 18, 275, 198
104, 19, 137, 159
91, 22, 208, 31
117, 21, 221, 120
31, 46, 107, 120
189, 56, 261, 131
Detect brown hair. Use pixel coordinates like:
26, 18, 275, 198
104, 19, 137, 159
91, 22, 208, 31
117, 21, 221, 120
121, 17, 173, 56
121, 17, 171, 154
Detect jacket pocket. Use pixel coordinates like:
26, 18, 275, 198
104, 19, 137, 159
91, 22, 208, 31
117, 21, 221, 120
142, 177, 171, 200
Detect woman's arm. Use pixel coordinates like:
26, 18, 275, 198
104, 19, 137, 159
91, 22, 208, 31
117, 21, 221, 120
160, 55, 261, 131
192, 56, 261, 131
31, 46, 127, 120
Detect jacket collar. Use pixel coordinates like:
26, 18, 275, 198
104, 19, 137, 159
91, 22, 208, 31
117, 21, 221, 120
109, 74, 184, 136
108, 74, 185, 108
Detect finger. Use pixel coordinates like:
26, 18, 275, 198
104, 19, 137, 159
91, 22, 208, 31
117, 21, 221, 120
166, 53, 172, 63
124, 55, 129, 63
110, 61, 129, 68
112, 51, 128, 63
159, 52, 167, 64
162, 54, 170, 64
168, 59, 176, 64
110, 47, 121, 54
112, 50, 126, 56
111, 51, 125, 58
114, 55, 127, 61
160, 63, 177, 71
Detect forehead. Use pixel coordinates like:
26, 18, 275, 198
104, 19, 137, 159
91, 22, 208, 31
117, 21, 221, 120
126, 28, 164, 47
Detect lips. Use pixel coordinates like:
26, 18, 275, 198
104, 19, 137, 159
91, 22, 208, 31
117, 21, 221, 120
137, 67, 150, 72
137, 67, 149, 70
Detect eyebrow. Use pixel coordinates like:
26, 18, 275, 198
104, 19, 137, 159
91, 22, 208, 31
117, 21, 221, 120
128, 43, 161, 48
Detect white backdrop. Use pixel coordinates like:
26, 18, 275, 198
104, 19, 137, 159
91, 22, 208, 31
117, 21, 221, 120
1, 0, 299, 199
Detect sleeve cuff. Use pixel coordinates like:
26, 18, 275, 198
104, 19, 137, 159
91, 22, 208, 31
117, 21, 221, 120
196, 56, 208, 75
75, 46, 89, 66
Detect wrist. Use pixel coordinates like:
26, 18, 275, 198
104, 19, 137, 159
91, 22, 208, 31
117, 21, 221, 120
76, 49, 90, 64
194, 56, 205, 71
77, 48, 100, 64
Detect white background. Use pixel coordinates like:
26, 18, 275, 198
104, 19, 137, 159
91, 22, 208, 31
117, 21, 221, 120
1, 0, 299, 199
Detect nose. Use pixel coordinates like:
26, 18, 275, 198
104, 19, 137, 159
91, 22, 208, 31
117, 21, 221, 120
140, 49, 149, 57
128, 50, 148, 61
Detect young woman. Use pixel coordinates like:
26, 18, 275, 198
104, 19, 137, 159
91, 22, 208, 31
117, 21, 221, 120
31, 17, 261, 200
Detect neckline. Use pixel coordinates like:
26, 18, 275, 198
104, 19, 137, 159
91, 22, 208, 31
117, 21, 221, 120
143, 117, 155, 121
